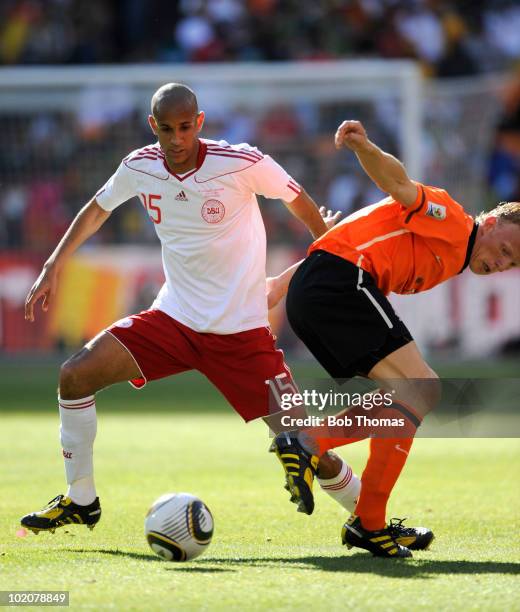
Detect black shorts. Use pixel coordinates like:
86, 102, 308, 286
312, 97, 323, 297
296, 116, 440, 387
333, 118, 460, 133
286, 250, 413, 379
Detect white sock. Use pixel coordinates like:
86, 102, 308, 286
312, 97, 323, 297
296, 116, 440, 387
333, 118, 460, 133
59, 395, 97, 506
318, 461, 361, 513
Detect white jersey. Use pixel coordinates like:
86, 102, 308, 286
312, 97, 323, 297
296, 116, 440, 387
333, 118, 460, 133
95, 139, 301, 333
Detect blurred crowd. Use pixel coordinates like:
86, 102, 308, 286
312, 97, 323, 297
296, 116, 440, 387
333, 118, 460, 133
489, 78, 520, 208
0, 92, 396, 251
1, 0, 520, 77
2, 74, 519, 254
1, 0, 519, 254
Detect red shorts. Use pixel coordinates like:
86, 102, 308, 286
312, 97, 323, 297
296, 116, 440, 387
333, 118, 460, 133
106, 309, 295, 422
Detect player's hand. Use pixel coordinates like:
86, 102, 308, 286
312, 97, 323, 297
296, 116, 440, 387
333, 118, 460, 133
24, 265, 58, 322
266, 276, 285, 310
319, 206, 342, 229
335, 120, 369, 152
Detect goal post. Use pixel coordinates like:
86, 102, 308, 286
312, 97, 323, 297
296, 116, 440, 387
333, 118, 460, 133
0, 60, 423, 180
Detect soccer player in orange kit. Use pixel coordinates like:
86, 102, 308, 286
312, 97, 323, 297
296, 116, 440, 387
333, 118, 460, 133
270, 119, 520, 558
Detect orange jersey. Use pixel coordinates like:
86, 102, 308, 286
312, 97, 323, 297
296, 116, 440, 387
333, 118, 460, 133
310, 183, 476, 295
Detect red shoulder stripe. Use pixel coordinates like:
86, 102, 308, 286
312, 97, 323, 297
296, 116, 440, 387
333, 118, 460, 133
124, 145, 163, 161
207, 146, 263, 161
206, 151, 261, 164
206, 144, 263, 161
206, 142, 257, 152
124, 151, 160, 161
206, 146, 263, 162
126, 154, 162, 162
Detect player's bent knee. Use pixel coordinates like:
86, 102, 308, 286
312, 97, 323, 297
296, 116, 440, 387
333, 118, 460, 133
59, 351, 99, 399
419, 370, 441, 413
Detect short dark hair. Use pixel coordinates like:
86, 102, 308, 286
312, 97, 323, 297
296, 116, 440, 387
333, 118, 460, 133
151, 83, 198, 117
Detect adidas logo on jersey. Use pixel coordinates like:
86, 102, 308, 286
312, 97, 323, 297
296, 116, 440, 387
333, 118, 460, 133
175, 190, 188, 202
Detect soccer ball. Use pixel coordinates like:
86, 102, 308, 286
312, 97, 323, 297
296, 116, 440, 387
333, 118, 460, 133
144, 493, 214, 561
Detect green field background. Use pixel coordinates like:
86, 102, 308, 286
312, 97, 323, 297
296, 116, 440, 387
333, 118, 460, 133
1, 359, 519, 611
2, 357, 520, 414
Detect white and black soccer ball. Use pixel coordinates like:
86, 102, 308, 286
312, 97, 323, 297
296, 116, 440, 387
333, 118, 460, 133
144, 493, 214, 561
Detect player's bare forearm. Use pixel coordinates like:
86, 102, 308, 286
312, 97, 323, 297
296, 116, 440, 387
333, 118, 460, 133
46, 199, 110, 271
284, 189, 328, 239
335, 120, 418, 207
355, 144, 417, 206
25, 198, 110, 321
267, 260, 303, 310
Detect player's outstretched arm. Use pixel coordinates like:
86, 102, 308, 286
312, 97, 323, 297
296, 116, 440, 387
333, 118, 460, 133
335, 120, 418, 207
283, 188, 329, 239
24, 198, 111, 322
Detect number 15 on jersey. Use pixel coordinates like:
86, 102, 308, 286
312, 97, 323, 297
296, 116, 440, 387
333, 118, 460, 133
140, 193, 162, 224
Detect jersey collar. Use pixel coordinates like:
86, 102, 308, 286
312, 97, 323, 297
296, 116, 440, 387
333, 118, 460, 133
458, 222, 479, 274
163, 140, 208, 182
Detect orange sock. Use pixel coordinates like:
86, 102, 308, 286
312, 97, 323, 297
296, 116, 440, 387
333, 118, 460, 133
355, 437, 414, 531
301, 402, 422, 530
306, 400, 421, 456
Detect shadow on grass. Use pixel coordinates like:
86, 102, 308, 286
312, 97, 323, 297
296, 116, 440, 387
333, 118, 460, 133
67, 549, 520, 578
197, 555, 520, 578
67, 549, 163, 562
163, 567, 235, 573
67, 549, 235, 572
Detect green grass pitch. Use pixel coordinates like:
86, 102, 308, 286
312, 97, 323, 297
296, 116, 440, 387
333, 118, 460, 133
1, 362, 519, 611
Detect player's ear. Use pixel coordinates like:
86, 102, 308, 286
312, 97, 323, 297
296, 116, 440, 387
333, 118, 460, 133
482, 215, 498, 232
148, 114, 158, 136
196, 111, 205, 133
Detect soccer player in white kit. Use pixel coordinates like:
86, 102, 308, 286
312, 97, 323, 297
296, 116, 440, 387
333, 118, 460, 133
21, 84, 360, 533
